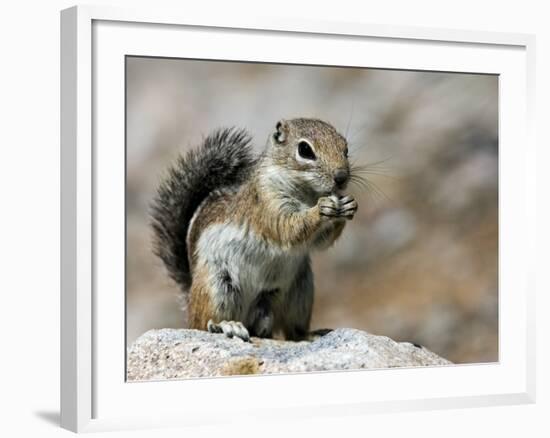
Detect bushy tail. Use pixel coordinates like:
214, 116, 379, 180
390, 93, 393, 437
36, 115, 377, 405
150, 128, 257, 290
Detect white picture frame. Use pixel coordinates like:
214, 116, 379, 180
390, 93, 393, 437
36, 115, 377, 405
60, 4, 536, 433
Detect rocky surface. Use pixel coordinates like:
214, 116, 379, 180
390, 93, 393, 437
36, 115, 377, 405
127, 328, 451, 381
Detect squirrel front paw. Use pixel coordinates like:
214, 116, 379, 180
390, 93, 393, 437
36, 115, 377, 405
318, 195, 358, 220
207, 319, 251, 342
337, 195, 358, 219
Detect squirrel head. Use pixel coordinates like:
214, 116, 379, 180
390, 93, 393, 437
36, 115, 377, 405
268, 118, 350, 197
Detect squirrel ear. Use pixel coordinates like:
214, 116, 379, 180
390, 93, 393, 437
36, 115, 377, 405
273, 120, 289, 145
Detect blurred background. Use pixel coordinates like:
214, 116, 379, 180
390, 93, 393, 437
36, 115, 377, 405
126, 57, 498, 364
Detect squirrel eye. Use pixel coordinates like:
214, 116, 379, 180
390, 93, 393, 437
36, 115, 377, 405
297, 141, 316, 160
344, 147, 349, 157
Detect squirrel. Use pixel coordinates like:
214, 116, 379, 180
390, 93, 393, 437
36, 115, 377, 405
151, 118, 358, 342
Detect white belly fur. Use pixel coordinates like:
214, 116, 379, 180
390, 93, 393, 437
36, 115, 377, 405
196, 222, 306, 316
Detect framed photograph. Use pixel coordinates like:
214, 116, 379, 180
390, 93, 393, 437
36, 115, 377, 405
60, 5, 536, 432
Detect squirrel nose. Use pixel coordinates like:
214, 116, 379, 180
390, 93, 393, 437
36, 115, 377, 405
333, 169, 349, 187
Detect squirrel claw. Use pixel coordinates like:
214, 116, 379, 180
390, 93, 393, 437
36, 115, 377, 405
338, 195, 358, 219
207, 319, 251, 342
318, 195, 357, 220
339, 199, 358, 219
318, 196, 340, 219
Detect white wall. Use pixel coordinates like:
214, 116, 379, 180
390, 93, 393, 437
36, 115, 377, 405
0, 0, 547, 437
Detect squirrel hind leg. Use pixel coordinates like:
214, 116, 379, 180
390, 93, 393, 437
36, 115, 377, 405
278, 258, 314, 342
207, 319, 250, 342
206, 267, 252, 342
247, 289, 278, 339
189, 264, 250, 342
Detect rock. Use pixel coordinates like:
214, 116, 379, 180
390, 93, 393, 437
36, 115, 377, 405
127, 328, 451, 381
